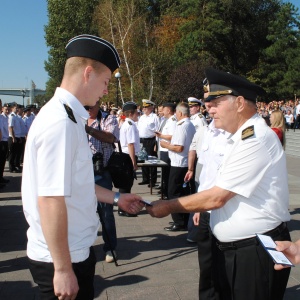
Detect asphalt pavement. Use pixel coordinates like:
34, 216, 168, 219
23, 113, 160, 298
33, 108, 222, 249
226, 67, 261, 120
0, 155, 299, 299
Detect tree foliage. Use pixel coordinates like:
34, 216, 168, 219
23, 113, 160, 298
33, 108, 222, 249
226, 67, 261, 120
44, 0, 300, 103
44, 0, 99, 97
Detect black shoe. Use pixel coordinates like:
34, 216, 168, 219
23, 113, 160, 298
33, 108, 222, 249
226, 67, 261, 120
118, 210, 137, 217
138, 181, 150, 185
147, 183, 156, 188
164, 224, 187, 232
154, 185, 161, 190
0, 178, 9, 183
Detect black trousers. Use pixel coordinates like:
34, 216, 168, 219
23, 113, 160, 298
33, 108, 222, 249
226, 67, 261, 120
0, 141, 8, 179
294, 114, 300, 130
168, 166, 189, 226
28, 247, 96, 300
212, 223, 291, 300
197, 212, 217, 299
159, 151, 170, 198
8, 137, 21, 171
140, 137, 157, 184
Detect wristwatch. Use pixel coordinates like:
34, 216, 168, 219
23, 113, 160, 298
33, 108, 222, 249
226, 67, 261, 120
113, 192, 120, 206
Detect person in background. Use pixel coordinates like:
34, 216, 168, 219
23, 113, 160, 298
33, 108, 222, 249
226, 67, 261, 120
0, 101, 10, 187
22, 34, 143, 300
8, 103, 22, 173
137, 99, 159, 187
284, 110, 294, 131
270, 110, 285, 147
161, 102, 196, 232
155, 102, 177, 199
86, 103, 119, 263
118, 101, 140, 217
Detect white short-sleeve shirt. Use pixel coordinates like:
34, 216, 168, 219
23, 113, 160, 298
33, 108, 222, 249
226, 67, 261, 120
169, 118, 196, 167
211, 114, 290, 242
22, 87, 99, 263
159, 115, 177, 152
137, 112, 160, 138
120, 118, 140, 154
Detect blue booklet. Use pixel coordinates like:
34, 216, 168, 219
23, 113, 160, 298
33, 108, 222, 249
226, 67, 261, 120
256, 234, 294, 267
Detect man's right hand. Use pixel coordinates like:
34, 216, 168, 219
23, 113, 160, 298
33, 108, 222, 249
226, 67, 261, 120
54, 269, 79, 300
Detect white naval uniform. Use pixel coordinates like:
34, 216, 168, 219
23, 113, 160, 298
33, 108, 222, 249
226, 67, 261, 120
137, 112, 159, 138
159, 115, 177, 153
22, 87, 99, 263
8, 112, 22, 138
120, 118, 140, 154
211, 114, 291, 242
190, 112, 207, 131
169, 117, 196, 167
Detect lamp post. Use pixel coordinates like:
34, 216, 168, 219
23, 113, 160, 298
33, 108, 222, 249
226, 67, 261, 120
115, 72, 121, 108
21, 89, 26, 107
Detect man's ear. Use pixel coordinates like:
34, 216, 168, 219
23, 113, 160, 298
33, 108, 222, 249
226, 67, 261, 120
236, 96, 246, 112
83, 65, 93, 83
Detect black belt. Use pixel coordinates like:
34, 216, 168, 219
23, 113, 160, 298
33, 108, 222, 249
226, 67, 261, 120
140, 137, 155, 140
216, 222, 287, 251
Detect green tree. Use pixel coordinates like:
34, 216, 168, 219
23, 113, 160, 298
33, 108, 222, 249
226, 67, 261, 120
252, 3, 300, 99
45, 0, 99, 97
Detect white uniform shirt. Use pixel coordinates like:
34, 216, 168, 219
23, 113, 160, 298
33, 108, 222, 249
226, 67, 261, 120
17, 115, 27, 137
296, 103, 300, 115
120, 118, 140, 154
169, 117, 196, 167
23, 115, 33, 135
0, 113, 8, 141
159, 115, 177, 152
8, 112, 22, 138
190, 113, 207, 131
211, 114, 290, 242
22, 87, 99, 263
137, 112, 159, 138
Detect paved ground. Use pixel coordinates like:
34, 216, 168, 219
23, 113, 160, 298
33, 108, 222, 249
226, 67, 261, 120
0, 155, 299, 299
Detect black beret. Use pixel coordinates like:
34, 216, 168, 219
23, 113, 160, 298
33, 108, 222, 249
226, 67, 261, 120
123, 101, 137, 112
66, 34, 120, 73
162, 102, 176, 109
205, 68, 265, 102
23, 108, 30, 112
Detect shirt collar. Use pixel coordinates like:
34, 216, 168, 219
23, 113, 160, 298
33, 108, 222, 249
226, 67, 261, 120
55, 87, 89, 121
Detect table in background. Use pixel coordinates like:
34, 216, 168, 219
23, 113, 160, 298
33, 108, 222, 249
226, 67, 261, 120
137, 158, 168, 199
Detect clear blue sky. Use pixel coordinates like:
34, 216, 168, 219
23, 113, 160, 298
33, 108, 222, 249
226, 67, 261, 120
0, 0, 299, 104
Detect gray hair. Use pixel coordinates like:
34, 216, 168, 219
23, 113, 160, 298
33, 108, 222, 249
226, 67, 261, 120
176, 102, 190, 117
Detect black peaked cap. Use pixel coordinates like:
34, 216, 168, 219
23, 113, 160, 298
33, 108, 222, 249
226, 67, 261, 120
66, 34, 120, 73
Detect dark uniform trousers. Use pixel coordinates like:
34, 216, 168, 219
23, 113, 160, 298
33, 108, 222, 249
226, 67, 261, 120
159, 151, 170, 198
0, 141, 8, 179
8, 137, 21, 171
28, 247, 96, 300
168, 166, 190, 226
212, 222, 291, 300
293, 114, 300, 130
140, 137, 157, 184
197, 212, 217, 300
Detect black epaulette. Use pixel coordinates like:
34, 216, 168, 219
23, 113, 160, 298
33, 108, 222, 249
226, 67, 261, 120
241, 125, 254, 140
128, 120, 132, 125
178, 121, 185, 126
198, 113, 203, 118
172, 117, 176, 121
63, 104, 77, 123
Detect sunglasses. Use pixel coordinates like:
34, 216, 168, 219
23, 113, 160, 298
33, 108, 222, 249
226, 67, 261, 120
84, 106, 93, 110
